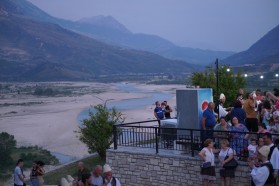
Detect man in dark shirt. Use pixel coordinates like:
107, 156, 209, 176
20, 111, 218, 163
76, 161, 90, 181
163, 101, 172, 119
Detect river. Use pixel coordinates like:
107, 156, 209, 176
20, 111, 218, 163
56, 83, 174, 164
77, 83, 173, 123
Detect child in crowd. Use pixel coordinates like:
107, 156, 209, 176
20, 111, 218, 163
269, 118, 279, 133
248, 139, 257, 158
258, 123, 268, 134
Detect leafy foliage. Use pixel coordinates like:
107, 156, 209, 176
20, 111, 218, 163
0, 132, 16, 167
191, 66, 246, 106
0, 132, 59, 182
78, 104, 124, 160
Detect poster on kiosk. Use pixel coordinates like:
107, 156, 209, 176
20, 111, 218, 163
197, 89, 214, 129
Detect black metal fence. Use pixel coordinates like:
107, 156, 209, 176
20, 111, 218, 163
113, 120, 279, 160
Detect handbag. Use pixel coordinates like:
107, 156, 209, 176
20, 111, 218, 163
201, 161, 211, 168
223, 148, 238, 169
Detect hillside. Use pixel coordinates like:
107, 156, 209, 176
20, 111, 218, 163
224, 25, 279, 66
72, 16, 235, 65
0, 12, 196, 81
1, 0, 234, 65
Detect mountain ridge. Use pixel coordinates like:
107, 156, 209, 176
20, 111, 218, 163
6, 0, 235, 65
224, 24, 279, 66
0, 10, 196, 81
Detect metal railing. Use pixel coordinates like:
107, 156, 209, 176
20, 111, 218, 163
113, 120, 279, 159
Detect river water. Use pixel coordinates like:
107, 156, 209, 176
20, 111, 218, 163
77, 82, 173, 123
56, 83, 173, 164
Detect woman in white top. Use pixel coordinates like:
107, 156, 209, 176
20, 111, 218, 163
218, 139, 236, 186
199, 138, 219, 186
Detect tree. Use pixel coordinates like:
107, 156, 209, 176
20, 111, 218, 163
191, 66, 246, 107
0, 132, 16, 167
78, 104, 124, 160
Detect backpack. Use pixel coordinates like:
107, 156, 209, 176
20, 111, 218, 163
103, 177, 116, 186
261, 162, 275, 185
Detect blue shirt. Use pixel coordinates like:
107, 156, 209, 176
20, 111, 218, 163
230, 107, 246, 124
154, 107, 164, 119
203, 108, 216, 128
14, 166, 23, 186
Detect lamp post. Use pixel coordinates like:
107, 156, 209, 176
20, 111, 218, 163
215, 58, 219, 120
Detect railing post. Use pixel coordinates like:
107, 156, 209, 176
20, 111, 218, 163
113, 125, 117, 150
158, 120, 161, 136
190, 129, 194, 157
155, 127, 159, 154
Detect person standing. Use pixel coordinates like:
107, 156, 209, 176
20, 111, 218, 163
202, 102, 216, 140
199, 139, 219, 186
91, 165, 103, 186
154, 101, 164, 120
263, 133, 279, 185
244, 92, 258, 132
103, 164, 121, 186
76, 162, 90, 182
229, 117, 249, 158
37, 160, 45, 186
217, 94, 230, 119
163, 100, 172, 119
214, 117, 229, 147
230, 100, 246, 125
154, 101, 164, 129
218, 139, 236, 186
30, 161, 39, 186
248, 146, 274, 186
14, 159, 25, 186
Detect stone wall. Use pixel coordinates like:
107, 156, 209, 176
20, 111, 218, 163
106, 148, 251, 186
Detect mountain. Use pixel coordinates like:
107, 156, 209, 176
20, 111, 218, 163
2, 0, 234, 65
0, 6, 196, 81
223, 25, 279, 75
78, 15, 131, 34
73, 16, 235, 65
224, 25, 279, 66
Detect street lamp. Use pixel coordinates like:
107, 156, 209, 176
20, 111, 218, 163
215, 58, 219, 119
276, 73, 279, 77
260, 75, 264, 79
226, 68, 230, 72
244, 74, 248, 77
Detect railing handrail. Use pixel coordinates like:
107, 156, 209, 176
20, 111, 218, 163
116, 125, 275, 135
113, 120, 279, 157
115, 119, 158, 127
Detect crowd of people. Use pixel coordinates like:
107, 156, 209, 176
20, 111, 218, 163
72, 162, 121, 186
14, 160, 120, 186
200, 88, 279, 186
14, 159, 45, 186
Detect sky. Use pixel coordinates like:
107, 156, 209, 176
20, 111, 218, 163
27, 0, 279, 52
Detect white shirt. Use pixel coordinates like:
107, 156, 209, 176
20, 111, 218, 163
104, 177, 121, 186
268, 144, 279, 170
251, 161, 270, 186
248, 144, 257, 156
219, 148, 233, 161
201, 147, 215, 166
218, 104, 228, 118
91, 175, 103, 186
14, 166, 23, 185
